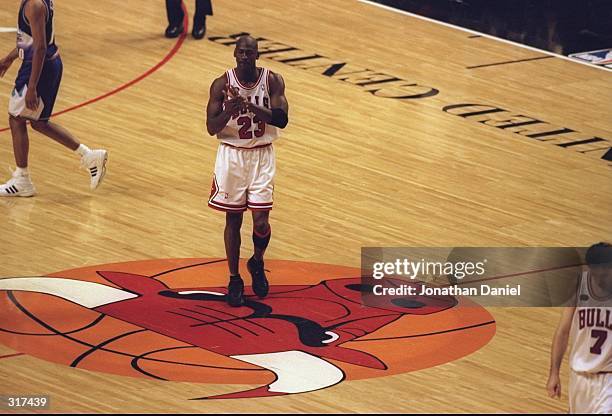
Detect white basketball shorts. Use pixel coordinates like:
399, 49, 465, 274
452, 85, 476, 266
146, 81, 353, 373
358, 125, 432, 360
208, 143, 275, 212
569, 371, 611, 413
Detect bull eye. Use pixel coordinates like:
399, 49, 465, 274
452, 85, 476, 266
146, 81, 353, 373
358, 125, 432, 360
345, 284, 374, 293
321, 331, 339, 344
391, 298, 425, 308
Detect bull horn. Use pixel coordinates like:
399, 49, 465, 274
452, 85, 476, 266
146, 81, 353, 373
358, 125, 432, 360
0, 277, 136, 308
195, 350, 345, 400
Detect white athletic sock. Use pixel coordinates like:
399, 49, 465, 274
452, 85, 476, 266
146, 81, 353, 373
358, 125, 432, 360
76, 144, 91, 157
14, 167, 29, 176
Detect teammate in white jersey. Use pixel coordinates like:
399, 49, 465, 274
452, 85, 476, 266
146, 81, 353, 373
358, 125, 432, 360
205, 35, 289, 307
547, 242, 612, 413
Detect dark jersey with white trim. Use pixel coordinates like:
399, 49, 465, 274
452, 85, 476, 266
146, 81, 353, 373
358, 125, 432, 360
16, 0, 58, 61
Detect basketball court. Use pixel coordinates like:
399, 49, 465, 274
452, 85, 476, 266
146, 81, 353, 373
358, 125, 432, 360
0, 0, 610, 413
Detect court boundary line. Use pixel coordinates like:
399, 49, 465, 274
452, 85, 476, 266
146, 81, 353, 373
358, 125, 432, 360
357, 0, 610, 73
466, 55, 554, 69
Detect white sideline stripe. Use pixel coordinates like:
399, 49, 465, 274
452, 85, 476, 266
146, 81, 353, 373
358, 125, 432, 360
357, 0, 610, 73
0, 27, 17, 33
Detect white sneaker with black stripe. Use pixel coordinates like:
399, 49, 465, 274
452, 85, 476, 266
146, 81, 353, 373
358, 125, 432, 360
81, 149, 108, 190
0, 171, 36, 197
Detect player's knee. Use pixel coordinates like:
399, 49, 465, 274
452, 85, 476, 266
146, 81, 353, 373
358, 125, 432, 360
253, 216, 270, 235
226, 212, 243, 228
30, 120, 49, 132
8, 114, 25, 126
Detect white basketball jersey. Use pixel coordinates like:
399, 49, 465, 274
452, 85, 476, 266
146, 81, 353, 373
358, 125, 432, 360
570, 270, 612, 373
217, 67, 279, 148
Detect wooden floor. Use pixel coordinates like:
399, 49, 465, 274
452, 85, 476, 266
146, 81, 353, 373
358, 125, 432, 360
0, 0, 610, 413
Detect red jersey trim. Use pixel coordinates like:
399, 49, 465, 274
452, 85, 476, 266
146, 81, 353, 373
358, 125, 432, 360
208, 203, 247, 213
232, 67, 265, 90
220, 142, 272, 150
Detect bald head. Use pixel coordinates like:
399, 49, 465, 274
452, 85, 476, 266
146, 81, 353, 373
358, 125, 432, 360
234, 35, 259, 69
236, 35, 258, 50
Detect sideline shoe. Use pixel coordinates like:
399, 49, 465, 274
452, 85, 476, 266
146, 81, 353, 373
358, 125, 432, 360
165, 23, 184, 38
227, 275, 245, 307
0, 170, 36, 197
192, 17, 206, 39
81, 149, 108, 190
247, 256, 269, 298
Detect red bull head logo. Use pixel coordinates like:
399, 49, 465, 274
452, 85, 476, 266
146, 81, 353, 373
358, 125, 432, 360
0, 259, 495, 399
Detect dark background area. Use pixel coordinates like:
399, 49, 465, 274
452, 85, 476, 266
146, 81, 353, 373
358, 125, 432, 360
371, 0, 612, 55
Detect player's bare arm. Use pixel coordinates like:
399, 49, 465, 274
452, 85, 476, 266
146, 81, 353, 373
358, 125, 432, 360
206, 76, 245, 135
0, 48, 18, 77
546, 306, 575, 399
245, 72, 289, 128
24, 0, 47, 110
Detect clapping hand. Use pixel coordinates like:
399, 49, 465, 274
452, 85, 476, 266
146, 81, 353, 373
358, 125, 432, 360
223, 84, 245, 114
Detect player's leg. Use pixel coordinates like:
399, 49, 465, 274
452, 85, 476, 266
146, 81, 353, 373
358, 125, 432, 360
32, 57, 107, 190
247, 210, 271, 298
225, 212, 243, 276
245, 145, 275, 298
29, 119, 108, 190
1, 60, 35, 196
30, 120, 78, 150
225, 211, 245, 306
0, 115, 36, 196
208, 144, 249, 306
9, 115, 28, 168
252, 210, 271, 261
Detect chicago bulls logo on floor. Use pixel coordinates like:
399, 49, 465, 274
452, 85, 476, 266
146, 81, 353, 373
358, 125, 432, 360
0, 259, 496, 399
